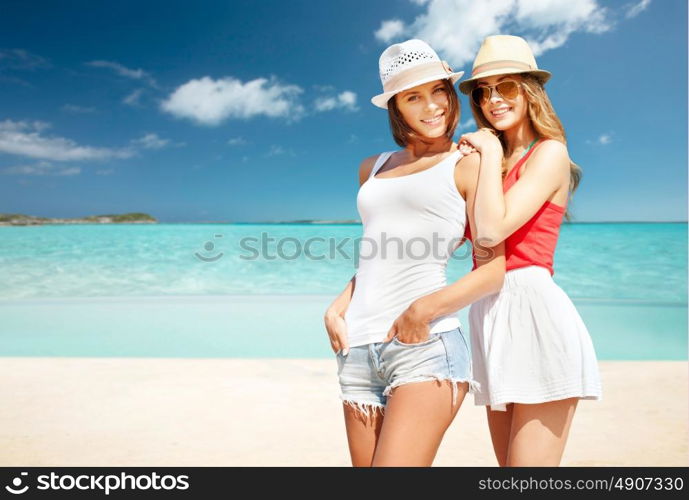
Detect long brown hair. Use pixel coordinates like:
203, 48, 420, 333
387, 79, 460, 147
469, 74, 581, 220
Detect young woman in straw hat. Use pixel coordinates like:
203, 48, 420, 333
457, 35, 602, 466
323, 39, 505, 467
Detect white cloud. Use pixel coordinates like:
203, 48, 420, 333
86, 60, 157, 87
515, 0, 608, 32
374, 19, 407, 43
0, 119, 134, 161
314, 91, 358, 112
314, 99, 337, 112
0, 75, 32, 87
131, 133, 170, 150
1, 161, 81, 176
0, 49, 50, 70
264, 145, 296, 158
313, 84, 336, 92
598, 134, 612, 145
123, 88, 144, 106
625, 0, 651, 18
24, 120, 51, 132
375, 0, 614, 67
586, 133, 613, 145
227, 137, 247, 146
62, 104, 96, 114
267, 145, 285, 156
161, 76, 304, 126
338, 91, 357, 107
458, 117, 476, 130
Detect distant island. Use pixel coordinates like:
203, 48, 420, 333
0, 212, 157, 226
0, 214, 360, 226
2, 214, 681, 226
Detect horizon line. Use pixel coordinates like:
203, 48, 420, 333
161, 220, 689, 225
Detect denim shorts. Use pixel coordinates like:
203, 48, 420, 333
335, 326, 478, 418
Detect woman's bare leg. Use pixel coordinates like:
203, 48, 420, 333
486, 403, 514, 466
342, 403, 385, 467
370, 380, 468, 466
506, 398, 578, 466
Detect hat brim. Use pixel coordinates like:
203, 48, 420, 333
458, 69, 551, 95
371, 71, 464, 109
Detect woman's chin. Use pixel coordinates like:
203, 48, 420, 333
488, 116, 516, 131
414, 127, 447, 140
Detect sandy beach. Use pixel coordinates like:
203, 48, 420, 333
0, 359, 686, 466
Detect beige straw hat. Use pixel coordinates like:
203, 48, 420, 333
371, 39, 464, 109
459, 35, 551, 95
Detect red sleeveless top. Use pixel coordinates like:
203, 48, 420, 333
465, 140, 566, 276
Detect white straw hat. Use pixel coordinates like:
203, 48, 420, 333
459, 35, 551, 94
371, 39, 464, 109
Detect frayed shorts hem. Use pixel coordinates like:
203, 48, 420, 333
336, 326, 474, 417
341, 375, 480, 418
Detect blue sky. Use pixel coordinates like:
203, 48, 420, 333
0, 0, 686, 222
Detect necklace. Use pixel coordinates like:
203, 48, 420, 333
503, 138, 539, 179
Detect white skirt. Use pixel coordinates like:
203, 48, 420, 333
469, 266, 602, 411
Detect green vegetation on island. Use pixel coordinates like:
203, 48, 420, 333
0, 212, 157, 226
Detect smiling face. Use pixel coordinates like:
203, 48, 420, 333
475, 74, 528, 131
393, 79, 453, 140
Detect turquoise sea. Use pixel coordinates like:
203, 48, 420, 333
0, 223, 686, 359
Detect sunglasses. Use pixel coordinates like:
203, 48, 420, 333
471, 80, 521, 106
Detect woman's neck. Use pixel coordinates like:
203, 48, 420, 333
503, 121, 538, 157
405, 136, 454, 158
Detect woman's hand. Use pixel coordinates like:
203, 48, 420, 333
324, 308, 349, 355
458, 128, 502, 157
382, 302, 432, 344
458, 140, 477, 156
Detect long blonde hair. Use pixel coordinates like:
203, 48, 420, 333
469, 74, 581, 220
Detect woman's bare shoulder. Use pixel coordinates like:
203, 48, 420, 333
454, 152, 481, 198
456, 150, 481, 171
455, 151, 481, 181
527, 139, 570, 177
358, 154, 383, 186
533, 139, 570, 163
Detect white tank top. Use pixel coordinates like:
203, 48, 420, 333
344, 149, 467, 347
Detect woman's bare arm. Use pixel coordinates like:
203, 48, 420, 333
464, 134, 570, 247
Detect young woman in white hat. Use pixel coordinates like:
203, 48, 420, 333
323, 39, 505, 466
457, 35, 602, 466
